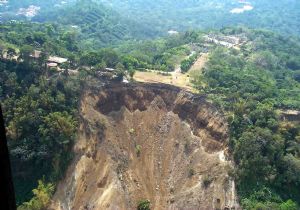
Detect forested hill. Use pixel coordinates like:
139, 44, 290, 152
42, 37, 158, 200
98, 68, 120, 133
0, 0, 158, 48
33, 0, 158, 48
99, 0, 300, 36
1, 19, 300, 208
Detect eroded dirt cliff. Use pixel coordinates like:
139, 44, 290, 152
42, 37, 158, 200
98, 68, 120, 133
50, 83, 239, 210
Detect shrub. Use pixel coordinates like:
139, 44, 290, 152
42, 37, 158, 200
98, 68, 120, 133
18, 180, 54, 210
137, 199, 151, 210
135, 145, 142, 157
188, 168, 195, 178
279, 199, 298, 210
129, 128, 135, 135
202, 175, 213, 188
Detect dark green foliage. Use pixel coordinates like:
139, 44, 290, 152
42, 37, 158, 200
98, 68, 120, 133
33, 0, 157, 49
2, 60, 80, 204
191, 29, 300, 208
137, 199, 151, 210
99, 0, 300, 37
116, 32, 200, 72
241, 188, 298, 210
181, 53, 198, 73
0, 23, 82, 204
17, 179, 54, 210
0, 22, 79, 58
234, 128, 284, 188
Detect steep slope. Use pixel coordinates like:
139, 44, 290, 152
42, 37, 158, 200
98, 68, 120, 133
50, 83, 239, 210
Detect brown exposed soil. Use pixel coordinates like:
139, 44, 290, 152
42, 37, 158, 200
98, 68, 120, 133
188, 53, 209, 74
50, 82, 239, 210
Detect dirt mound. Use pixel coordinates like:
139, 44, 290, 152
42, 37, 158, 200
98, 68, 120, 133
50, 83, 239, 210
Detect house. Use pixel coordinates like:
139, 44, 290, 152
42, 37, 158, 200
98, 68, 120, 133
47, 56, 68, 71
47, 63, 58, 68
30, 50, 42, 59
280, 110, 300, 122
104, 68, 116, 72
204, 34, 246, 48
30, 50, 68, 70
47, 56, 68, 64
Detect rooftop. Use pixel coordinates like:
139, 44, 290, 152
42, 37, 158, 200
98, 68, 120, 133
48, 56, 68, 64
30, 50, 42, 59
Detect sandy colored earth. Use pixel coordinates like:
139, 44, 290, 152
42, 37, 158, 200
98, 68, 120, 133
188, 53, 209, 74
134, 71, 192, 92
133, 53, 209, 92
50, 83, 240, 210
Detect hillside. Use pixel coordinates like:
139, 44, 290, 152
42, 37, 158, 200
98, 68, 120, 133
35, 1, 157, 48
50, 83, 238, 210
0, 2, 300, 209
0, 0, 74, 21
100, 0, 300, 36
0, 0, 157, 48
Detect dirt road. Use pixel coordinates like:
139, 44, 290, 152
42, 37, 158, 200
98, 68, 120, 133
134, 53, 209, 92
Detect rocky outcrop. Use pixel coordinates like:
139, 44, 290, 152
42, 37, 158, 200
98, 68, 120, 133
50, 83, 240, 210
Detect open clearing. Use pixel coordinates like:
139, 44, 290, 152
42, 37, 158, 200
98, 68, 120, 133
134, 53, 209, 92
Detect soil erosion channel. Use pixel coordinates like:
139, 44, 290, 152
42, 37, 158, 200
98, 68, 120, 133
51, 83, 239, 210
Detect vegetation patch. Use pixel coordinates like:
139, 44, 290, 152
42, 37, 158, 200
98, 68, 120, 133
137, 199, 151, 210
202, 175, 213, 189
192, 28, 300, 208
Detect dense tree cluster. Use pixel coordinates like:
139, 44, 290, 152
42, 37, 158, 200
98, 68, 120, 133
33, 0, 157, 49
0, 22, 85, 205
116, 31, 201, 72
180, 53, 198, 73
0, 58, 81, 205
99, 0, 300, 37
191, 28, 300, 209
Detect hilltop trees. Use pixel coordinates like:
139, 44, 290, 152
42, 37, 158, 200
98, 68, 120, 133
191, 30, 300, 208
234, 127, 284, 188
180, 53, 198, 73
1, 52, 81, 204
19, 45, 34, 63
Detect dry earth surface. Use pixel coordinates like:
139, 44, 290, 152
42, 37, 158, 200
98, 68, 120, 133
133, 53, 209, 92
50, 83, 240, 210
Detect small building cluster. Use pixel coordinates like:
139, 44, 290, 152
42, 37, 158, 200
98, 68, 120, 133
30, 50, 68, 71
204, 34, 247, 48
95, 67, 116, 78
